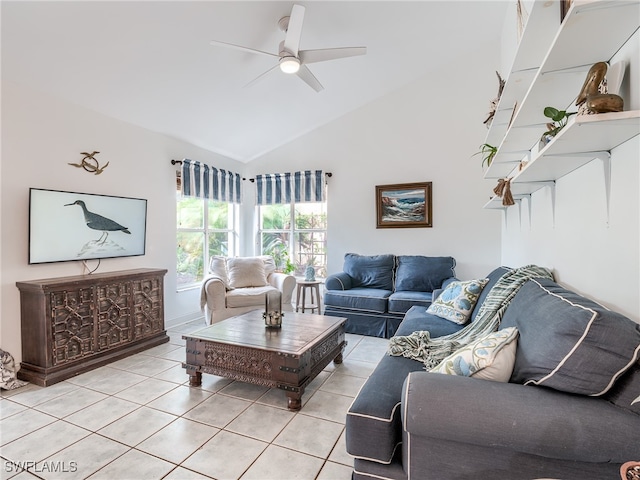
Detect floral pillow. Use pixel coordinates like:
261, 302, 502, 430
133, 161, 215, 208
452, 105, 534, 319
426, 278, 489, 324
430, 327, 519, 383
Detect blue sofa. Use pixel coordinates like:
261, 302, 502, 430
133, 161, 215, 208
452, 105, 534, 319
346, 266, 640, 479
323, 253, 457, 338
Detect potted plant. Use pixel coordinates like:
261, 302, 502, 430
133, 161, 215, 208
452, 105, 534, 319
473, 143, 498, 168
540, 106, 576, 146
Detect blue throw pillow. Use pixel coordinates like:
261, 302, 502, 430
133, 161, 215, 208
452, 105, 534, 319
343, 253, 395, 290
395, 256, 456, 292
501, 278, 640, 396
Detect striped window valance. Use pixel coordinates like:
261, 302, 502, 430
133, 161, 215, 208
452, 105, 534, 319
255, 170, 326, 205
181, 159, 242, 204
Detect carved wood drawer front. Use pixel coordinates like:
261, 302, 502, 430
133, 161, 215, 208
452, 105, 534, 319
17, 268, 169, 387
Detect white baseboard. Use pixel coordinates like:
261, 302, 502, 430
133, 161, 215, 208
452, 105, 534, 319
165, 311, 205, 329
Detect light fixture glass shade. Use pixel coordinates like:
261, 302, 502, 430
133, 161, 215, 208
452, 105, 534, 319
280, 57, 300, 74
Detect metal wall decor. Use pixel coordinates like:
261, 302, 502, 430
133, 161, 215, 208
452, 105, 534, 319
69, 151, 109, 175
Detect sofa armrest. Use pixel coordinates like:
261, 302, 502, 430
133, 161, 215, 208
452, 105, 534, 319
325, 272, 354, 291
431, 277, 458, 300
268, 272, 296, 306
402, 371, 640, 463
201, 276, 227, 312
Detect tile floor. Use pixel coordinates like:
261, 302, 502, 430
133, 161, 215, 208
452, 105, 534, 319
0, 318, 389, 480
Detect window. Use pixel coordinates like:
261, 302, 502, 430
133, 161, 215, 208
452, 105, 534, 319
258, 201, 327, 277
176, 188, 239, 289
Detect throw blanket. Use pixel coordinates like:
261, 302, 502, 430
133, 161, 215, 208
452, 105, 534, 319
0, 349, 28, 390
388, 265, 554, 369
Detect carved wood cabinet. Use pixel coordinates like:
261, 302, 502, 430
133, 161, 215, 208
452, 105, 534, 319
16, 268, 169, 386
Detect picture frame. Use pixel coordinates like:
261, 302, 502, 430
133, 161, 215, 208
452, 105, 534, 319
376, 182, 432, 228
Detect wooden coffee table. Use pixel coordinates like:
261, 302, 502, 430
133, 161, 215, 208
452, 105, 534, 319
182, 310, 347, 410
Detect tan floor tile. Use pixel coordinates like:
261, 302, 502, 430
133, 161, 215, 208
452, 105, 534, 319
137, 418, 219, 464
64, 397, 139, 431
97, 406, 176, 447
114, 378, 178, 405
0, 420, 90, 463
182, 393, 250, 428
181, 431, 267, 479
147, 385, 213, 416
40, 434, 128, 480
226, 403, 295, 442
86, 448, 174, 479
274, 414, 343, 458
241, 444, 324, 480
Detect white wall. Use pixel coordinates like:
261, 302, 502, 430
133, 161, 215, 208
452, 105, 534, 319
500, 31, 640, 322
246, 43, 503, 281
0, 82, 244, 363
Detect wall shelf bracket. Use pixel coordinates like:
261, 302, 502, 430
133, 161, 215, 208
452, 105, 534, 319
599, 152, 612, 226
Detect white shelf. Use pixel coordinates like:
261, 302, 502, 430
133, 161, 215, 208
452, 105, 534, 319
484, 0, 640, 182
483, 1, 560, 149
514, 110, 640, 185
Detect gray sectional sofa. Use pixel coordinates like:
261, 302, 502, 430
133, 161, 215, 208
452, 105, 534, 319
323, 253, 457, 338
346, 266, 640, 480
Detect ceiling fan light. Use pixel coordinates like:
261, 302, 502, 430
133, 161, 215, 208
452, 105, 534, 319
279, 57, 300, 74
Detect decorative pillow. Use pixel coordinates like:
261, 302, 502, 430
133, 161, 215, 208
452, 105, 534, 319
226, 257, 268, 289
258, 255, 277, 277
343, 253, 395, 290
395, 256, 456, 292
209, 256, 230, 289
426, 278, 489, 324
430, 327, 519, 382
500, 278, 640, 396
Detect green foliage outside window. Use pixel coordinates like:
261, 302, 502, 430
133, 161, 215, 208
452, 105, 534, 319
259, 202, 327, 277
177, 195, 234, 288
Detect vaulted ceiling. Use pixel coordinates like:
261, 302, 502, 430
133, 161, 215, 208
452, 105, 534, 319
2, 1, 508, 162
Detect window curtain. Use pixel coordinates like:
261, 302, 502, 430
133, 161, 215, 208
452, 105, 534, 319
255, 170, 326, 205
181, 159, 242, 204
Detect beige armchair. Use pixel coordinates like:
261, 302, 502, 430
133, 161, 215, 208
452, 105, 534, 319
200, 255, 296, 324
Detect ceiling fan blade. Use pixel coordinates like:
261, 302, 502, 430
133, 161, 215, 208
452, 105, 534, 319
210, 40, 278, 58
244, 63, 280, 89
299, 47, 367, 64
283, 4, 305, 56
296, 65, 324, 93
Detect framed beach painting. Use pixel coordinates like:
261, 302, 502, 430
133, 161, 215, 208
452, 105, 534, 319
376, 182, 432, 228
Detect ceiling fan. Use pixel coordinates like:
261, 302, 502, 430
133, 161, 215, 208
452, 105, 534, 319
210, 4, 366, 92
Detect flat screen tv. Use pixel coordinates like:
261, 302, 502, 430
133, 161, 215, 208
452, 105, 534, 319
29, 188, 147, 264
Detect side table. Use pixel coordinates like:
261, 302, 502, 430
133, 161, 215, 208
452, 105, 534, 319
296, 280, 322, 313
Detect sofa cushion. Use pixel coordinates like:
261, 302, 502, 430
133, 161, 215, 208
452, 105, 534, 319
388, 291, 432, 314
343, 253, 395, 290
430, 327, 518, 382
225, 285, 279, 308
209, 256, 230, 289
323, 288, 391, 314
227, 257, 268, 288
426, 278, 489, 325
500, 278, 640, 396
604, 359, 640, 415
346, 354, 424, 464
257, 255, 277, 276
397, 305, 466, 338
394, 256, 455, 292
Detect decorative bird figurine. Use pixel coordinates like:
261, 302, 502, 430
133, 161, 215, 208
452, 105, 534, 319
65, 200, 130, 244
576, 62, 623, 114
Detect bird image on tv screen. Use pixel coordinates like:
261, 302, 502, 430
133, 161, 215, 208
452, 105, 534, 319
29, 188, 147, 264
